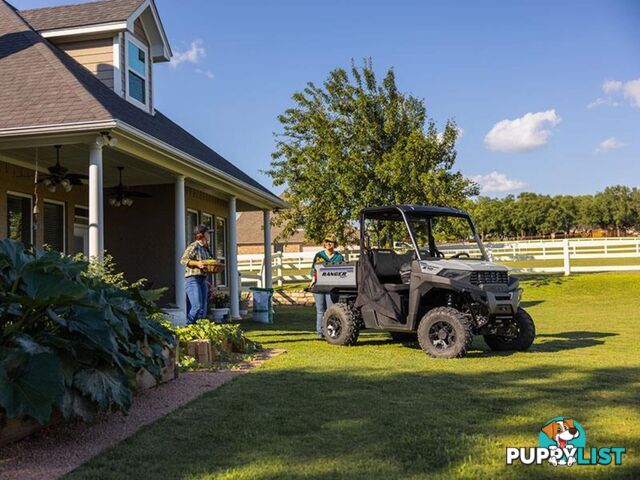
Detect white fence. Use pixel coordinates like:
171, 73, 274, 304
239, 237, 640, 287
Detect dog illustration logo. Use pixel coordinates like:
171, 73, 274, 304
539, 417, 585, 466
506, 417, 626, 467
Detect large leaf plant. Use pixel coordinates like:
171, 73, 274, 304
0, 239, 175, 424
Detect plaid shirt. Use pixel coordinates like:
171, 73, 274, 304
180, 241, 213, 277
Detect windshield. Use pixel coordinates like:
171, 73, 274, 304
409, 215, 486, 260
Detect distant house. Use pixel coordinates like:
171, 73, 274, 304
0, 0, 286, 321
237, 211, 307, 254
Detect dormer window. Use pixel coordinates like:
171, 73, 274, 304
125, 33, 150, 110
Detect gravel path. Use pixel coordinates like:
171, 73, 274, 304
0, 349, 285, 480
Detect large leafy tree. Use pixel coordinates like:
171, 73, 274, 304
267, 60, 478, 245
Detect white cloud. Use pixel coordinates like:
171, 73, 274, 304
602, 80, 622, 94
595, 137, 626, 153
196, 68, 215, 79
470, 171, 527, 193
589, 78, 640, 108
622, 79, 640, 107
484, 110, 561, 152
587, 97, 620, 109
170, 40, 206, 68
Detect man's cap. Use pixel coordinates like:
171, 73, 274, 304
194, 224, 212, 235
324, 233, 337, 244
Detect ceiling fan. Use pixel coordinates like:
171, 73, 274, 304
107, 167, 151, 207
39, 145, 88, 193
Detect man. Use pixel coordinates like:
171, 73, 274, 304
310, 234, 344, 338
180, 225, 213, 324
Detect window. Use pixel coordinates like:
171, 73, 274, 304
72, 224, 88, 257
72, 205, 89, 256
6, 193, 32, 246
43, 201, 65, 253
214, 217, 227, 286
186, 209, 199, 244
74, 206, 89, 224
126, 35, 149, 108
202, 212, 213, 253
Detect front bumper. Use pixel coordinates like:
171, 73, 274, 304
477, 288, 522, 316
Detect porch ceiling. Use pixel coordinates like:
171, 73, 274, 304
0, 144, 270, 211
0, 144, 171, 187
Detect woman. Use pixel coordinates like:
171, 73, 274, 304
310, 234, 344, 338
180, 225, 213, 324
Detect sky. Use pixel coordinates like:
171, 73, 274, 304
12, 0, 640, 197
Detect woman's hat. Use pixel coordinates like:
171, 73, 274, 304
324, 233, 338, 245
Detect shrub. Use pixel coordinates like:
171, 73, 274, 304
0, 239, 175, 424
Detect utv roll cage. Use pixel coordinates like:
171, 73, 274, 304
359, 205, 489, 261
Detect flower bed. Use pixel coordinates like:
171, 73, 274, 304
163, 320, 262, 371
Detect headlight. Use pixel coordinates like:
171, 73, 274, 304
438, 269, 469, 280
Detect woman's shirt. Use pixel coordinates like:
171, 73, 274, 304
180, 241, 213, 277
310, 250, 345, 276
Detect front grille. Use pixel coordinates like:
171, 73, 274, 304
470, 271, 508, 285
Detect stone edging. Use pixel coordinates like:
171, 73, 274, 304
0, 349, 286, 480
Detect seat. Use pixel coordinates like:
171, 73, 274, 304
371, 250, 397, 280
384, 283, 409, 292
371, 250, 414, 286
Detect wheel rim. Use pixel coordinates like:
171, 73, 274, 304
326, 316, 342, 339
497, 319, 520, 342
428, 321, 456, 350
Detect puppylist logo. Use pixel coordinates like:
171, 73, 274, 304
506, 417, 626, 467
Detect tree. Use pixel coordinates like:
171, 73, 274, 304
267, 59, 478, 245
596, 186, 635, 236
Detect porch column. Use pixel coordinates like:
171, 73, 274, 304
88, 143, 103, 261
262, 209, 273, 289
228, 196, 240, 319
174, 176, 187, 317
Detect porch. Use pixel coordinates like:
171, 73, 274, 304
0, 129, 278, 323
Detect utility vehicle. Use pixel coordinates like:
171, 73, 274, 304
312, 205, 535, 358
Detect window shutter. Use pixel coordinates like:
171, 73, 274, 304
44, 202, 64, 252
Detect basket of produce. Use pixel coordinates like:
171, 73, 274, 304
202, 259, 225, 273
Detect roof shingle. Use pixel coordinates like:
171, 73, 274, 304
18, 0, 144, 31
237, 211, 306, 245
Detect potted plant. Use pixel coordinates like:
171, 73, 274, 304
239, 290, 251, 317
209, 287, 230, 323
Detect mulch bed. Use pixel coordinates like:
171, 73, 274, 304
0, 349, 285, 480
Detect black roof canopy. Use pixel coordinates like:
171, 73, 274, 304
361, 205, 471, 221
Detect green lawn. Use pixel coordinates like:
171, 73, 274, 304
69, 273, 640, 479
501, 257, 640, 269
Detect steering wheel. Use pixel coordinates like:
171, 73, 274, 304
450, 252, 471, 259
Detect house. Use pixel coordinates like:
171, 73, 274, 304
236, 211, 307, 254
0, 0, 285, 321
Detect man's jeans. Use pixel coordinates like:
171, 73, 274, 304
313, 292, 334, 336
185, 275, 208, 324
